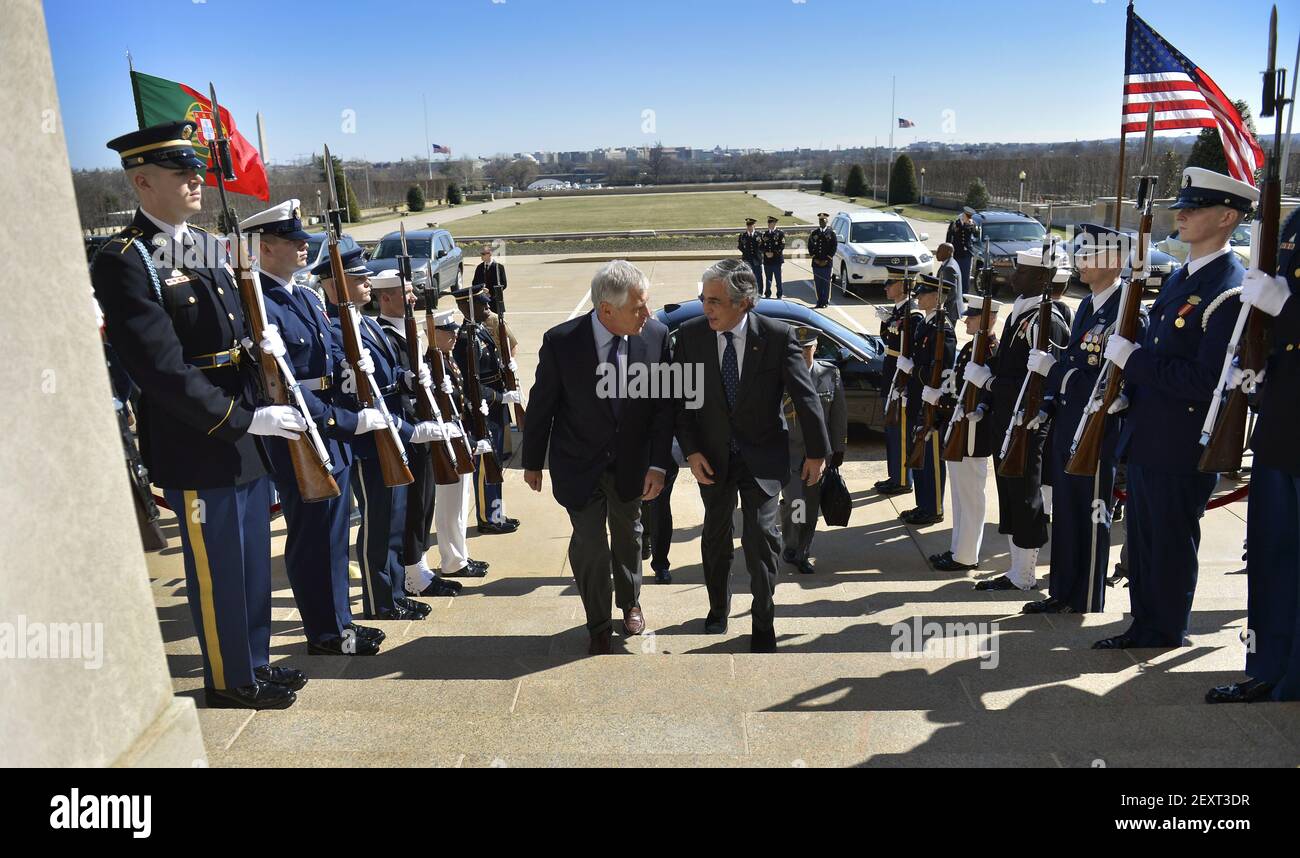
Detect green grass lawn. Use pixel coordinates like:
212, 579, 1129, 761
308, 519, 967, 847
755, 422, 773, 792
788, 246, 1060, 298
444, 192, 806, 237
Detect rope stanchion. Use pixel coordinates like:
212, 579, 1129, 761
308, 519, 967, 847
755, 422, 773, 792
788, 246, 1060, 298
152, 493, 283, 516
1110, 483, 1249, 509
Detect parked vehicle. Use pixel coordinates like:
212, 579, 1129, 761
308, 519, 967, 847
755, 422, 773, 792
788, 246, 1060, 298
828, 209, 935, 297
365, 228, 464, 304
1156, 222, 1251, 264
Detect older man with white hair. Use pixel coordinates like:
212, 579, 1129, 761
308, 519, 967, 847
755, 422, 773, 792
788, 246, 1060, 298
523, 261, 676, 655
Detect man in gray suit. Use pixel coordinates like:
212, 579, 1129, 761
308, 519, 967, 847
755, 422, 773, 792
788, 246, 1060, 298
780, 326, 848, 574
523, 261, 675, 655
934, 242, 967, 324
674, 259, 831, 652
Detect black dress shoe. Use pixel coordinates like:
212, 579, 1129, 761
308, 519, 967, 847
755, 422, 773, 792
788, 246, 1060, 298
448, 563, 488, 578
898, 507, 920, 520
973, 575, 1035, 592
1021, 597, 1069, 614
1091, 634, 1135, 650
929, 550, 954, 564
877, 482, 912, 496
874, 478, 895, 490
372, 606, 418, 621
588, 628, 612, 655
781, 546, 798, 564
903, 511, 943, 526
397, 597, 432, 618
794, 558, 816, 575
309, 634, 381, 656
254, 665, 308, 691
641, 539, 653, 561
345, 622, 385, 643
204, 680, 296, 710
469, 558, 489, 572
750, 631, 778, 653
1206, 677, 1276, 704
412, 576, 462, 596
477, 520, 518, 535
504, 517, 521, 528
933, 556, 977, 572
654, 568, 673, 584
703, 618, 728, 635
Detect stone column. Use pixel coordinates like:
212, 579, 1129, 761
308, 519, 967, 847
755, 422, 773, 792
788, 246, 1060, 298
0, 0, 206, 767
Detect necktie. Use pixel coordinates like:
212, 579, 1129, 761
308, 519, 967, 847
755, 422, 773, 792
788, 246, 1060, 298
722, 332, 740, 452
607, 334, 623, 420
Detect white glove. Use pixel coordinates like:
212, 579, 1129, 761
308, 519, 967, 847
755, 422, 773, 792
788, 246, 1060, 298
963, 362, 993, 390
1227, 363, 1265, 393
502, 390, 522, 406
966, 406, 985, 425
474, 439, 493, 455
249, 405, 307, 439
1026, 348, 1056, 377
1107, 394, 1131, 415
1103, 336, 1139, 369
440, 377, 455, 395
896, 356, 915, 375
405, 363, 433, 390
874, 305, 894, 321
259, 324, 286, 358
1025, 410, 1048, 432
508, 358, 519, 373
480, 399, 489, 416
355, 408, 388, 434
346, 349, 375, 377
410, 421, 445, 444
1241, 268, 1291, 318
921, 385, 942, 406
444, 422, 464, 439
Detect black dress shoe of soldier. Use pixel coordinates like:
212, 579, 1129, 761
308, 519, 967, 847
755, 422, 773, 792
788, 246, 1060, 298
204, 680, 296, 710
253, 664, 308, 691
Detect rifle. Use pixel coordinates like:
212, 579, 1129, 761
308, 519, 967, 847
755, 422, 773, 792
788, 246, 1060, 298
1198, 6, 1287, 474
882, 268, 917, 428
487, 276, 526, 431
997, 234, 1062, 478
322, 143, 413, 487
424, 261, 476, 475
1065, 106, 1159, 477
458, 280, 504, 486
397, 222, 461, 485
942, 241, 995, 461
208, 84, 339, 502
906, 277, 951, 468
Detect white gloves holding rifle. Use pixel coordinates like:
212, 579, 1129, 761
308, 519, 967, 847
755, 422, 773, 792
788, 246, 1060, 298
410, 421, 445, 444
1103, 336, 1139, 369
474, 439, 493, 455
963, 362, 992, 389
1241, 269, 1291, 317
1026, 348, 1056, 377
355, 408, 388, 434
1025, 411, 1048, 432
502, 390, 523, 406
250, 405, 307, 439
966, 406, 985, 425
244, 324, 286, 359
921, 385, 942, 406
1108, 394, 1130, 415
405, 363, 432, 390
344, 349, 375, 377
896, 356, 915, 375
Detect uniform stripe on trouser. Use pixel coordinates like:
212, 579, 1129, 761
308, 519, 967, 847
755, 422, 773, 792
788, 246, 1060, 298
898, 401, 909, 487
1086, 465, 1101, 612
932, 432, 942, 516
182, 489, 225, 690
354, 461, 380, 617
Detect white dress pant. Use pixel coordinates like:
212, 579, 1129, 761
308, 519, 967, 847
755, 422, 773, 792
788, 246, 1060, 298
946, 456, 989, 566
435, 472, 473, 573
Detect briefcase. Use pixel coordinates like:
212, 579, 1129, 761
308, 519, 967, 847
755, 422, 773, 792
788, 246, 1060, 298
820, 467, 852, 527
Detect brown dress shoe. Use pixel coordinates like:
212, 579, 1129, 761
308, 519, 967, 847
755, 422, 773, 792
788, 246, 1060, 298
588, 628, 612, 655
623, 606, 645, 636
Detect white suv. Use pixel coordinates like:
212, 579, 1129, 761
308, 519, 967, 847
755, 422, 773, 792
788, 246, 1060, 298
829, 210, 935, 296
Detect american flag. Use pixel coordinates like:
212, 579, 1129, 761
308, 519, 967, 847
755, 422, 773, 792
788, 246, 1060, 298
1123, 6, 1263, 185
431, 143, 451, 155
897, 117, 915, 128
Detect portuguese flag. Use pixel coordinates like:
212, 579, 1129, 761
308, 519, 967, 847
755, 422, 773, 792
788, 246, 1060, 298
130, 70, 269, 201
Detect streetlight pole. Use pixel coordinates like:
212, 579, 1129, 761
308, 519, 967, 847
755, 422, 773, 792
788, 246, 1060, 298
1018, 170, 1026, 213
920, 167, 926, 206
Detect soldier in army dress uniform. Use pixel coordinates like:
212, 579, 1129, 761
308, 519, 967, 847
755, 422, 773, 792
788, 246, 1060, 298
779, 326, 847, 573
738, 217, 764, 286
875, 270, 920, 497
808, 212, 837, 308
762, 216, 786, 299
899, 273, 957, 527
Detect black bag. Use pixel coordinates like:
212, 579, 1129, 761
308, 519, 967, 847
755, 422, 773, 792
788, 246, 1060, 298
820, 467, 852, 527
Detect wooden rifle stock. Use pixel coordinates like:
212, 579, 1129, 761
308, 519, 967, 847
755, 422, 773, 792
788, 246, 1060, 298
906, 311, 949, 468
998, 279, 1055, 478
489, 284, 526, 431
459, 322, 505, 485
883, 276, 915, 428
943, 259, 995, 462
405, 311, 461, 485
425, 341, 477, 475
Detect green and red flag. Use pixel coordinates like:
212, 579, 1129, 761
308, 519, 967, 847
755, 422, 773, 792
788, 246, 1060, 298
130, 69, 269, 201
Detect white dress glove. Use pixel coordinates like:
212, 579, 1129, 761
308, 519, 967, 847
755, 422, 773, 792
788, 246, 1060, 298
896, 356, 915, 375
249, 405, 307, 439
963, 362, 992, 389
1241, 268, 1291, 318
410, 421, 445, 444
259, 324, 286, 358
444, 422, 464, 439
348, 349, 375, 376
405, 363, 433, 391
440, 377, 455, 395
966, 406, 985, 425
474, 439, 493, 455
480, 400, 490, 416
921, 385, 942, 406
508, 358, 519, 372
355, 408, 388, 434
1103, 336, 1139, 369
1107, 394, 1131, 415
1025, 410, 1048, 431
1026, 348, 1056, 377
1227, 363, 1265, 393
501, 390, 522, 406
874, 305, 894, 321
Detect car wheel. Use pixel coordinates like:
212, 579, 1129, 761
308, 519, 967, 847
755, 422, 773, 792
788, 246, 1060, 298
840, 263, 849, 298
455, 267, 463, 290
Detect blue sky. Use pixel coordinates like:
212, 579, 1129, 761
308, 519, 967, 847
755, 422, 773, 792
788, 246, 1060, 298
45, 0, 1295, 169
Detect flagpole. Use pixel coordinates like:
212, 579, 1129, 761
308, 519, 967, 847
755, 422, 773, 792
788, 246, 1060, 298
888, 75, 895, 205
126, 49, 146, 130
1280, 25, 1300, 193
1113, 1, 1136, 229
256, 111, 267, 165
423, 93, 433, 181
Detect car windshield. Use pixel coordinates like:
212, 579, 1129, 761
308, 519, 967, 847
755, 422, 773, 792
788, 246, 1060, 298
980, 222, 1046, 242
1230, 224, 1250, 245
373, 236, 432, 259
849, 221, 915, 244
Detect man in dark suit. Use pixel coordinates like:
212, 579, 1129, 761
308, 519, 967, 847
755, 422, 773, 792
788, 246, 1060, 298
523, 261, 675, 655
472, 245, 507, 291
674, 259, 831, 652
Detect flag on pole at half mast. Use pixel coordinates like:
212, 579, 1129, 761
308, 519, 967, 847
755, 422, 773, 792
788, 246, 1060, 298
130, 70, 270, 201
432, 143, 451, 155
897, 118, 915, 128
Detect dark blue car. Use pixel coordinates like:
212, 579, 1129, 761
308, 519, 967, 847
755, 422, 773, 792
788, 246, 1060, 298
654, 298, 887, 431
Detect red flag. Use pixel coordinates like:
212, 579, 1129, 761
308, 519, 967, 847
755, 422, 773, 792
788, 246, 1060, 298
131, 70, 270, 201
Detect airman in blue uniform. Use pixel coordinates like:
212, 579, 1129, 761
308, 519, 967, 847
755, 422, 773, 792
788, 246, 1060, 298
900, 273, 957, 527
875, 269, 920, 497
1097, 168, 1257, 649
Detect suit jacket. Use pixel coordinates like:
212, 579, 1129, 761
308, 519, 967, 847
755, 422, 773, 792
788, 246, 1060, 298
1252, 208, 1300, 475
472, 260, 507, 290
90, 209, 267, 489
523, 314, 674, 511
673, 312, 830, 495
1119, 252, 1243, 471
937, 257, 967, 323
